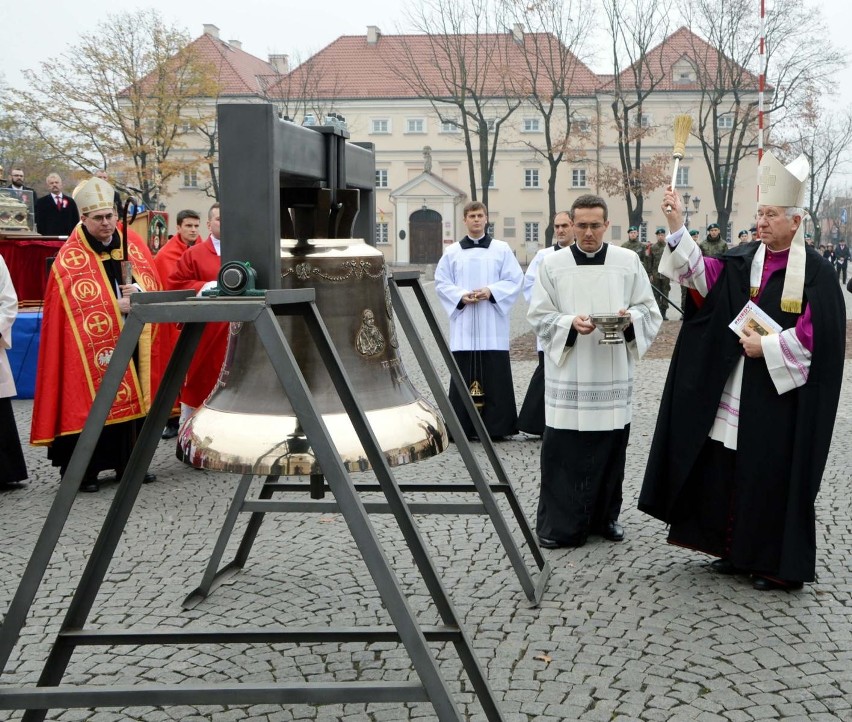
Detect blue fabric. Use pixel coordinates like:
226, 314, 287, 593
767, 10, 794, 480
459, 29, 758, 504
8, 311, 41, 399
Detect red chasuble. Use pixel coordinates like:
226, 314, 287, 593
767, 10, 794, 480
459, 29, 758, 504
31, 225, 162, 445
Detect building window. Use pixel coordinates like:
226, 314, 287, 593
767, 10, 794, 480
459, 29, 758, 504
719, 163, 732, 185
522, 118, 540, 132
181, 121, 192, 134
371, 118, 390, 134
375, 222, 390, 245
634, 113, 652, 128
441, 118, 460, 133
486, 118, 496, 131
640, 222, 648, 243
182, 169, 198, 188
486, 173, 495, 188
486, 222, 495, 237
717, 114, 734, 129
524, 169, 540, 188
504, 217, 516, 238
375, 169, 389, 188
571, 116, 591, 133
524, 222, 540, 244
571, 169, 587, 188
675, 166, 689, 186
406, 118, 425, 133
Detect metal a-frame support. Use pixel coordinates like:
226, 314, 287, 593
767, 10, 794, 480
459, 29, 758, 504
0, 290, 504, 721
182, 271, 550, 612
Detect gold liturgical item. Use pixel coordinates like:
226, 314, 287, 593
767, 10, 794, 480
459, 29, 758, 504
178, 239, 448, 475
589, 314, 630, 345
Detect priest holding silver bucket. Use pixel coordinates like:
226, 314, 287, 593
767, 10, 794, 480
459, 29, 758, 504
527, 194, 661, 549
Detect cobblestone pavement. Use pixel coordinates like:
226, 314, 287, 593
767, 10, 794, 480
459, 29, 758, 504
1, 279, 850, 721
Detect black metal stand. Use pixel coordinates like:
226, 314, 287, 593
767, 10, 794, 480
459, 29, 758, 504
182, 272, 550, 611
0, 290, 504, 721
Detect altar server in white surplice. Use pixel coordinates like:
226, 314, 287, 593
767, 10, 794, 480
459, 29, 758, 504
435, 201, 523, 441
528, 194, 661, 549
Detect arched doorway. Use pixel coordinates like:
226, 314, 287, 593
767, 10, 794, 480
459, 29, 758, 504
409, 208, 442, 263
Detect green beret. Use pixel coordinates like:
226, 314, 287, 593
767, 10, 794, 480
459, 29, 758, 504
738, 230, 749, 236
655, 227, 666, 234
689, 229, 700, 236
805, 232, 812, 238
708, 223, 720, 230
628, 226, 638, 232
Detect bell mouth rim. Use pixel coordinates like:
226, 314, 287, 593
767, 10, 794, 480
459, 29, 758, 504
177, 398, 447, 475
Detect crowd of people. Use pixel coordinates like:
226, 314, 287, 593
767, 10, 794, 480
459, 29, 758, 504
1, 152, 848, 593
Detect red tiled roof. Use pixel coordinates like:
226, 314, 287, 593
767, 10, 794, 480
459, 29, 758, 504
188, 33, 277, 96
266, 32, 600, 100
598, 26, 761, 93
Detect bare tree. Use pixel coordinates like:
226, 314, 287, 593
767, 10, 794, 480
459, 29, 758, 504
597, 0, 673, 227
682, 0, 844, 232
264, 52, 347, 127
500, 0, 596, 246
785, 97, 852, 245
4, 10, 219, 207
394, 0, 522, 207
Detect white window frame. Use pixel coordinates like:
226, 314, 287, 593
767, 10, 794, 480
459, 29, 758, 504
522, 117, 541, 132
524, 169, 540, 188
571, 116, 591, 133
635, 113, 652, 128
675, 166, 690, 186
717, 114, 735, 129
375, 222, 390, 245
571, 168, 587, 188
440, 118, 460, 133
406, 118, 425, 133
375, 169, 389, 188
371, 118, 390, 134
524, 222, 540, 244
182, 169, 198, 188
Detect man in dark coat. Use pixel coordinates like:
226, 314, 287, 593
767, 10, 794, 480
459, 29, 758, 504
834, 239, 850, 283
639, 151, 845, 592
34, 173, 79, 236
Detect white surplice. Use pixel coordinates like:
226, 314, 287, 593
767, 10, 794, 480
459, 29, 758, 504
528, 244, 661, 431
434, 238, 523, 351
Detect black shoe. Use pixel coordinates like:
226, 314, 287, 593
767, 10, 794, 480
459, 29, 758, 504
752, 576, 803, 592
600, 520, 624, 542
142, 473, 156, 484
1, 480, 27, 490
161, 426, 178, 439
80, 478, 99, 493
709, 558, 743, 575
537, 535, 586, 549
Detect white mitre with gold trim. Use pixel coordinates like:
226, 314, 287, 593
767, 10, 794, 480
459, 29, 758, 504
72, 176, 116, 215
755, 151, 809, 313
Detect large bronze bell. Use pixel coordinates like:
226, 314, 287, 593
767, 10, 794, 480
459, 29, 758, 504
178, 239, 448, 474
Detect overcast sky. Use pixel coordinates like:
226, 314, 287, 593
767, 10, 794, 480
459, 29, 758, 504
3, 0, 851, 118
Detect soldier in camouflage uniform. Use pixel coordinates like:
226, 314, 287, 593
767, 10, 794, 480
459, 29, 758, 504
700, 223, 728, 257
649, 227, 670, 319
622, 225, 646, 258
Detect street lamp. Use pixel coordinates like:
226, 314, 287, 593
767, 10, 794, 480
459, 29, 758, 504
683, 192, 691, 228
692, 195, 701, 232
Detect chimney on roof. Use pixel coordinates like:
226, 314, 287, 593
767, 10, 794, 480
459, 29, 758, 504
367, 26, 381, 45
269, 54, 290, 74
229, 39, 242, 50
512, 23, 524, 43
203, 24, 220, 39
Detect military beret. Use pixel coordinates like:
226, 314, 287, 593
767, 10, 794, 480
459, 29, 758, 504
804, 232, 812, 238
628, 226, 638, 232
689, 229, 700, 236
738, 230, 749, 237
707, 223, 720, 230
749, 226, 757, 233
655, 227, 666, 234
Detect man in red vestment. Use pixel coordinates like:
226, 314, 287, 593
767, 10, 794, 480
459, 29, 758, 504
31, 176, 162, 492
169, 203, 227, 424
154, 209, 201, 438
